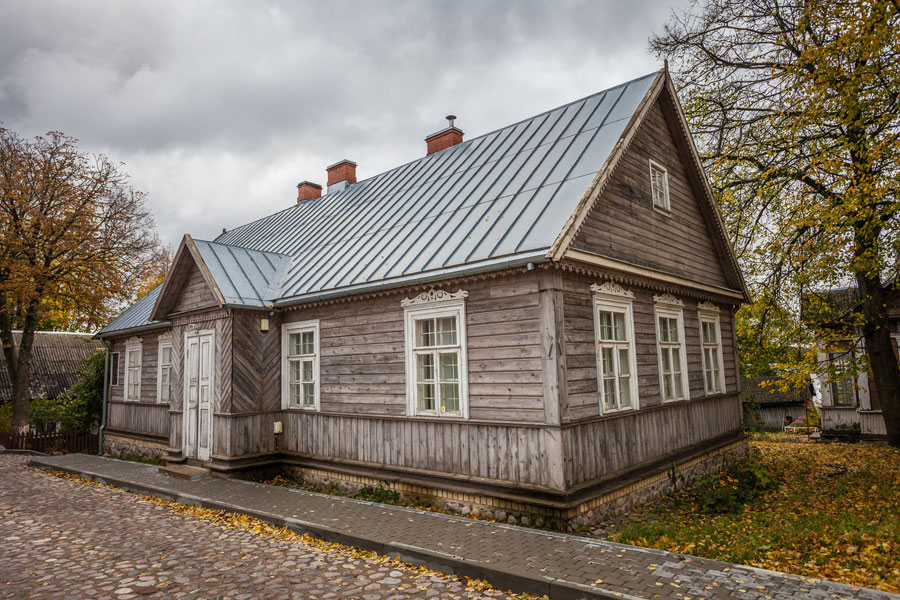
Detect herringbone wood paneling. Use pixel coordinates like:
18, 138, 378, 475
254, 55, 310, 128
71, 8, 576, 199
231, 311, 281, 414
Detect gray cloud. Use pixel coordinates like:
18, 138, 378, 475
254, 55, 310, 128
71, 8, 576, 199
0, 0, 688, 246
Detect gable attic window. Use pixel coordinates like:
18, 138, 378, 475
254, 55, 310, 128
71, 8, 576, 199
402, 289, 469, 418
698, 302, 726, 395
654, 294, 689, 402
124, 338, 142, 402
591, 282, 639, 413
282, 320, 320, 410
649, 159, 670, 211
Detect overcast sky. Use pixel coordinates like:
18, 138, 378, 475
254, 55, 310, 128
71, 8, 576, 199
1, 0, 688, 247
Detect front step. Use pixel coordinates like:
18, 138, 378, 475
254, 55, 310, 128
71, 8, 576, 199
158, 464, 211, 480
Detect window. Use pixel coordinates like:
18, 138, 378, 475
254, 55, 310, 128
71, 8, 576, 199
654, 294, 689, 402
591, 282, 639, 413
402, 289, 469, 418
110, 352, 120, 387
124, 340, 142, 402
282, 321, 320, 410
157, 338, 173, 403
828, 351, 856, 407
698, 302, 726, 395
649, 159, 670, 211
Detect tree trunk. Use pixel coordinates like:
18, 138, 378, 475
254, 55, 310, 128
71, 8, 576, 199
856, 272, 900, 447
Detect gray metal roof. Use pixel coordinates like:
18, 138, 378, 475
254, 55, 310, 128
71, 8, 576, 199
101, 71, 659, 335
193, 240, 291, 308
216, 71, 657, 303
98, 285, 166, 336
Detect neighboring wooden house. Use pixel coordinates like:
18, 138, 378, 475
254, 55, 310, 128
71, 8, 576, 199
0, 331, 103, 403
808, 285, 900, 440
97, 69, 749, 525
741, 376, 810, 431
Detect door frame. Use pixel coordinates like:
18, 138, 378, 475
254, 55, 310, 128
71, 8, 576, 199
182, 327, 216, 460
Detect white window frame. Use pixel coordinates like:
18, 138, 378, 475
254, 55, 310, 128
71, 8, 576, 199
402, 289, 469, 419
123, 338, 142, 403
649, 159, 670, 212
827, 350, 857, 407
281, 320, 320, 411
110, 352, 120, 387
654, 294, 689, 402
697, 302, 726, 396
157, 335, 174, 404
591, 282, 639, 414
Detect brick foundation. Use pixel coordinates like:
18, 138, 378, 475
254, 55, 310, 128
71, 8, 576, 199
285, 437, 749, 530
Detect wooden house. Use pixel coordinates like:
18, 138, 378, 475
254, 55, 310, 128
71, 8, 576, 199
741, 376, 811, 431
0, 331, 103, 403
97, 69, 749, 525
809, 285, 900, 440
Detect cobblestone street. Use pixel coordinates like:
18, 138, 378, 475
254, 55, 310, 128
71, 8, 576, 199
0, 455, 517, 600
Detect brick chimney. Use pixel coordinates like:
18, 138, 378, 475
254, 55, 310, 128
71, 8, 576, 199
326, 159, 357, 192
425, 115, 463, 156
296, 181, 322, 202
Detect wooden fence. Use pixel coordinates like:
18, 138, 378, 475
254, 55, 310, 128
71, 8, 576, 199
0, 430, 99, 454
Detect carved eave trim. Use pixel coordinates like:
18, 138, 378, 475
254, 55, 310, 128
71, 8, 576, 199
653, 293, 684, 308
401, 289, 469, 307
697, 300, 720, 314
590, 281, 635, 301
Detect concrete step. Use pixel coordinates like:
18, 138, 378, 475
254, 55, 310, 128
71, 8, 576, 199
158, 464, 210, 480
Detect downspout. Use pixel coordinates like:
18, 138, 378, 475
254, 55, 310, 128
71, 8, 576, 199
98, 339, 110, 455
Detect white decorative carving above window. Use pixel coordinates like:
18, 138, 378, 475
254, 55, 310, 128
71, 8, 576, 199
653, 293, 684, 308
401, 289, 469, 307
590, 281, 635, 300
697, 301, 720, 313
126, 336, 144, 345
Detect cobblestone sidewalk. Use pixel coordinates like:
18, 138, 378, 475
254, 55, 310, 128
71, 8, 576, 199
1, 454, 517, 600
25, 453, 900, 600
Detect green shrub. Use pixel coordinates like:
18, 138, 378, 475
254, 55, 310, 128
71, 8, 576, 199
0, 402, 11, 431
690, 452, 777, 513
28, 350, 105, 433
353, 483, 400, 504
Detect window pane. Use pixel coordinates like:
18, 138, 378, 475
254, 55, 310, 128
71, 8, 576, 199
289, 333, 302, 356
671, 347, 681, 373
416, 319, 436, 347
618, 377, 631, 407
301, 331, 315, 355
601, 347, 614, 375
603, 379, 616, 410
440, 383, 460, 414
658, 317, 669, 342
439, 352, 458, 381
290, 360, 301, 384
302, 359, 314, 383
613, 312, 626, 341
617, 348, 630, 376
674, 372, 683, 398
417, 383, 435, 411
290, 383, 301, 406
437, 317, 457, 346
661, 348, 672, 373
416, 353, 434, 382
663, 373, 673, 399
303, 383, 315, 406
161, 347, 172, 364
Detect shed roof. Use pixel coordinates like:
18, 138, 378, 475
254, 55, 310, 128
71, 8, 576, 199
0, 331, 104, 402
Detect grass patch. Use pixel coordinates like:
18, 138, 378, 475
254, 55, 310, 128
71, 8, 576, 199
611, 439, 900, 593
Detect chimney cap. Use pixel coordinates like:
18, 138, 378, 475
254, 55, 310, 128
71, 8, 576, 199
446, 114, 457, 127
326, 159, 357, 170
297, 181, 322, 190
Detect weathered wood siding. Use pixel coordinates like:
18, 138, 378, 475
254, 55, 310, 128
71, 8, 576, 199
570, 91, 732, 289
231, 310, 282, 414
280, 273, 545, 423
562, 393, 742, 487
280, 412, 563, 490
107, 401, 169, 438
170, 261, 218, 313
561, 270, 738, 422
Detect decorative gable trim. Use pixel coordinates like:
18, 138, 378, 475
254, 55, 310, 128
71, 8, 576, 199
697, 300, 720, 313
401, 289, 469, 307
653, 293, 684, 308
590, 281, 635, 300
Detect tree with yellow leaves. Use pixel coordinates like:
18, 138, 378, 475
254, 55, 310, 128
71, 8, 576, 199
0, 128, 163, 433
652, 0, 900, 445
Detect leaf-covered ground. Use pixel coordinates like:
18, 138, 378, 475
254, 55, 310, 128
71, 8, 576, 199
611, 437, 900, 593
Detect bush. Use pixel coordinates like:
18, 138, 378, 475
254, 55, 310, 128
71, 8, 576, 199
28, 350, 105, 433
352, 484, 400, 504
0, 402, 11, 431
690, 451, 777, 513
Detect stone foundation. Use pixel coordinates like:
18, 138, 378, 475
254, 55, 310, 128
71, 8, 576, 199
102, 432, 167, 461
284, 437, 749, 530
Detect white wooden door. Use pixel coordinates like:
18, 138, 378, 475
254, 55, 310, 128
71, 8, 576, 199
184, 330, 214, 461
